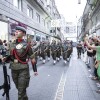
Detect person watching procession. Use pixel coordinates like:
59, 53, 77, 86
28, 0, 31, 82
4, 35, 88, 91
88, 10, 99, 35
2, 26, 38, 100
84, 36, 100, 93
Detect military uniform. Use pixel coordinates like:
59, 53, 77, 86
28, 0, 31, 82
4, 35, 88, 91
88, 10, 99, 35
46, 42, 51, 61
56, 42, 62, 61
32, 42, 40, 69
51, 41, 57, 64
62, 42, 68, 64
39, 42, 47, 63
7, 26, 37, 100
66, 42, 72, 61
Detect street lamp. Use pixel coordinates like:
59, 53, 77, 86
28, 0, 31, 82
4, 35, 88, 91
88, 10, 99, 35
78, 0, 81, 4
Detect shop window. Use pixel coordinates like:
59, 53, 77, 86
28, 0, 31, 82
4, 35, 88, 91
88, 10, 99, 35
36, 36, 41, 41
13, 0, 22, 11
42, 37, 45, 41
27, 6, 33, 18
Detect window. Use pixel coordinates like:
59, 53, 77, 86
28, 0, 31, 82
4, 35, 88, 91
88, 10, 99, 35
27, 6, 33, 18
36, 35, 41, 41
36, 13, 40, 23
13, 0, 22, 11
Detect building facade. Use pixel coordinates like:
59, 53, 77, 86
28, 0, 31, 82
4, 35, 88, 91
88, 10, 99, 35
80, 0, 100, 40
0, 0, 61, 42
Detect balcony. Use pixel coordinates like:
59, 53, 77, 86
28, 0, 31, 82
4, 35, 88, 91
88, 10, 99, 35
34, 0, 52, 19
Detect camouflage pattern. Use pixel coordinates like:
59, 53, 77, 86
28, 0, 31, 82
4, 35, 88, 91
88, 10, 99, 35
62, 42, 68, 61
51, 41, 57, 60
56, 42, 62, 59
39, 41, 46, 60
9, 39, 35, 100
46, 42, 51, 58
67, 42, 72, 58
32, 41, 40, 68
11, 68, 30, 100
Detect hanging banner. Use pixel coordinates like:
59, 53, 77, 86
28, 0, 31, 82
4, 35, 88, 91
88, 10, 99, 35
51, 19, 66, 27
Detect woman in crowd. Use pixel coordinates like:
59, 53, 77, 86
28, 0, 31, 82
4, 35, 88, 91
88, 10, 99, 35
85, 36, 100, 93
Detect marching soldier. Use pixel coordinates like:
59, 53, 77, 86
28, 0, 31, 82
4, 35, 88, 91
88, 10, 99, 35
62, 41, 68, 64
46, 41, 51, 61
51, 40, 57, 65
3, 26, 38, 100
66, 41, 72, 61
39, 41, 47, 64
32, 40, 40, 70
56, 41, 62, 62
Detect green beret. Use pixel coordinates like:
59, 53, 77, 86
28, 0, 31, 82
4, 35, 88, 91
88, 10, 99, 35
16, 26, 26, 34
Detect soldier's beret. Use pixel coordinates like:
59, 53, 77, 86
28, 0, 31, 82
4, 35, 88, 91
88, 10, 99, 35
16, 26, 26, 34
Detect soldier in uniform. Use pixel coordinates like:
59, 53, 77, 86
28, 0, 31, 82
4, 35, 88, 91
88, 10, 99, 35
66, 41, 72, 61
3, 26, 38, 100
56, 41, 62, 62
62, 40, 68, 64
32, 40, 40, 71
46, 41, 51, 61
51, 40, 57, 64
39, 41, 47, 64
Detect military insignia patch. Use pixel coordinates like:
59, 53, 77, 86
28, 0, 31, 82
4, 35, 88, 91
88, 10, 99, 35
16, 44, 23, 49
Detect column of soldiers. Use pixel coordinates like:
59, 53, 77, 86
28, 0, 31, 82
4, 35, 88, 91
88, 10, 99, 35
32, 40, 73, 65
1, 26, 73, 100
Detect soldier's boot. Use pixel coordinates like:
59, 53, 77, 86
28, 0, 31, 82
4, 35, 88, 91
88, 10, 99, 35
43, 60, 46, 64
57, 58, 60, 62
48, 57, 50, 61
64, 60, 67, 64
67, 58, 70, 62
40, 57, 42, 61
53, 60, 56, 65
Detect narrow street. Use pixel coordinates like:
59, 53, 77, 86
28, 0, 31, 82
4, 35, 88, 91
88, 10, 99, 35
0, 48, 100, 100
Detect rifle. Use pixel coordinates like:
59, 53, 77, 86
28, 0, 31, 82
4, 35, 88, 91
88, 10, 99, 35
0, 62, 10, 100
0, 45, 11, 100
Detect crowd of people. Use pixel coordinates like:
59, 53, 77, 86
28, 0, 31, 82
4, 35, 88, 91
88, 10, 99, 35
0, 25, 74, 100
1, 25, 100, 99
30, 40, 73, 65
76, 35, 100, 93
0, 39, 10, 64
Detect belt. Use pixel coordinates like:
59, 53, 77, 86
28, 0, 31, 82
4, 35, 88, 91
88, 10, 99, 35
13, 59, 27, 64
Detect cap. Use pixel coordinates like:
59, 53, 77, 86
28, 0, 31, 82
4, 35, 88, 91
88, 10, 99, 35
16, 26, 26, 34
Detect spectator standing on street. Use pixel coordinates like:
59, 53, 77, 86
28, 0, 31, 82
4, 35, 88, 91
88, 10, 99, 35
85, 36, 100, 93
77, 41, 82, 59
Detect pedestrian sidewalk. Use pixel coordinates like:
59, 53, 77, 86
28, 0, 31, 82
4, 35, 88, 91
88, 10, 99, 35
63, 48, 100, 100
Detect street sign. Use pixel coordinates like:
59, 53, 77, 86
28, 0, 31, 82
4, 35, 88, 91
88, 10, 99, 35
51, 19, 66, 27
51, 19, 60, 27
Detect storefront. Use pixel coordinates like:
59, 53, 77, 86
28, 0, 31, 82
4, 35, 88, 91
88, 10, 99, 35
0, 21, 8, 41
